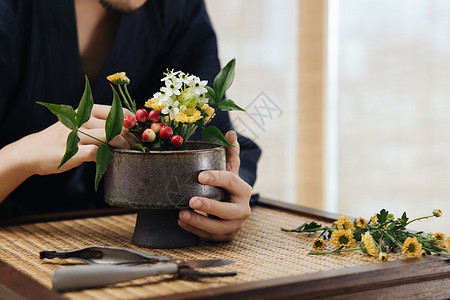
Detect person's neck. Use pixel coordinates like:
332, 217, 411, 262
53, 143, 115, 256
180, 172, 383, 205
75, 0, 120, 82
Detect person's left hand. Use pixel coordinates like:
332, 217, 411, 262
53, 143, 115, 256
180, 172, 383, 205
178, 130, 252, 242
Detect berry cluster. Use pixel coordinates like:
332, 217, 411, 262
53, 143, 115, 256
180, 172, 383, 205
124, 108, 184, 150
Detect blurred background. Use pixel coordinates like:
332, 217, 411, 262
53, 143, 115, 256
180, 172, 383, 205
205, 0, 450, 233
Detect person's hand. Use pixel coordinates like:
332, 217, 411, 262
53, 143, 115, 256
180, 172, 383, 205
23, 104, 137, 176
178, 130, 253, 241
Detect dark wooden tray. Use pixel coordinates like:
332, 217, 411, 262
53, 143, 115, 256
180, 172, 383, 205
1, 197, 449, 300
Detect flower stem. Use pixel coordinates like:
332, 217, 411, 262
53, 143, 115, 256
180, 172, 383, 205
382, 230, 404, 248
118, 85, 133, 113
281, 226, 334, 233
77, 130, 108, 145
405, 215, 434, 226
309, 247, 361, 255
124, 85, 136, 113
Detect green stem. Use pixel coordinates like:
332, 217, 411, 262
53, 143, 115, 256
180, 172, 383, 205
405, 215, 434, 226
281, 226, 334, 233
118, 85, 132, 112
124, 85, 136, 113
422, 246, 450, 257
381, 229, 404, 248
77, 130, 107, 145
309, 247, 361, 255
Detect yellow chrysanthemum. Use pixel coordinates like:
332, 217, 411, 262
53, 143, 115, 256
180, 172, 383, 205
145, 98, 166, 112
378, 252, 388, 262
354, 217, 368, 229
106, 72, 130, 85
312, 238, 327, 251
446, 237, 450, 252
201, 103, 215, 122
174, 108, 203, 124
432, 232, 446, 246
360, 232, 378, 257
370, 214, 377, 224
336, 216, 355, 231
402, 237, 422, 258
330, 229, 355, 249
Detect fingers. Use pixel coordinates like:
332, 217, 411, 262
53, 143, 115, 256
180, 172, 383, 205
178, 209, 241, 241
188, 196, 251, 220
90, 104, 134, 120
198, 170, 252, 199
225, 131, 240, 175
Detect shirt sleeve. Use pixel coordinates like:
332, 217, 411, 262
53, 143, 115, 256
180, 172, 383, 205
150, 0, 261, 187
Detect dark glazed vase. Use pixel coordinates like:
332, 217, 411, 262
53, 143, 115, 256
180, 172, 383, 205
104, 142, 227, 248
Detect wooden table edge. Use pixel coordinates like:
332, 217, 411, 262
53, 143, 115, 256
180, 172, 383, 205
0, 196, 449, 300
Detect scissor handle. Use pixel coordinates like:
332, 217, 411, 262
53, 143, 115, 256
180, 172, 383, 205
53, 263, 178, 292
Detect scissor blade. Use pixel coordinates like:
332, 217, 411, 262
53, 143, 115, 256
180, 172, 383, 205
186, 259, 234, 269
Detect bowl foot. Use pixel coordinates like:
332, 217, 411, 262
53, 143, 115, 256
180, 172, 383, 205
132, 209, 199, 248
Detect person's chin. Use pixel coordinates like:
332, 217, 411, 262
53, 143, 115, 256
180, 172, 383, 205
100, 0, 147, 13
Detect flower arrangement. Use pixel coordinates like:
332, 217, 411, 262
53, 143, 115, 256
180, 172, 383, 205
37, 59, 243, 189
282, 209, 450, 261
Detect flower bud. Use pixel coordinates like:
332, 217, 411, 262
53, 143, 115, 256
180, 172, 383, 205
123, 115, 136, 129
433, 209, 442, 217
178, 90, 199, 108
170, 135, 183, 147
378, 252, 388, 262
135, 109, 148, 122
142, 129, 156, 142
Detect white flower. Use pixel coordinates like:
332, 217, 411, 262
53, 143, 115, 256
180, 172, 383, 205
161, 100, 180, 119
160, 69, 181, 82
160, 79, 182, 97
198, 93, 209, 104
188, 77, 208, 95
177, 72, 195, 85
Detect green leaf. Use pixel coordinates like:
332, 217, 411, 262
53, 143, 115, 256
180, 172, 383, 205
218, 99, 245, 111
213, 58, 236, 102
202, 126, 233, 147
205, 86, 217, 105
95, 144, 114, 191
58, 130, 80, 168
132, 143, 146, 152
105, 86, 124, 142
76, 76, 94, 128
37, 102, 76, 130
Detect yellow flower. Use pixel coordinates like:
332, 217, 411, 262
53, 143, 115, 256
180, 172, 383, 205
360, 232, 378, 257
145, 98, 165, 112
378, 252, 388, 262
201, 103, 215, 122
433, 209, 442, 217
402, 237, 422, 258
446, 237, 450, 252
174, 108, 203, 124
312, 238, 327, 251
330, 229, 355, 249
336, 216, 355, 231
354, 217, 368, 229
106, 72, 130, 85
370, 214, 377, 224
431, 232, 446, 246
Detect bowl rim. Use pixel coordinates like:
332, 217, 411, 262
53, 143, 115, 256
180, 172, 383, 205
111, 141, 226, 155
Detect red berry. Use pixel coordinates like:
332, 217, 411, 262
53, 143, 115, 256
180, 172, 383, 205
170, 135, 183, 147
159, 125, 173, 140
135, 109, 148, 122
148, 110, 160, 122
150, 122, 162, 133
123, 115, 136, 129
142, 129, 156, 142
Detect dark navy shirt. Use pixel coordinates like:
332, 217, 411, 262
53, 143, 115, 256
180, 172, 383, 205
0, 0, 261, 217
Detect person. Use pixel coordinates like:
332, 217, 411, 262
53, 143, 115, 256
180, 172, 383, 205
0, 0, 261, 242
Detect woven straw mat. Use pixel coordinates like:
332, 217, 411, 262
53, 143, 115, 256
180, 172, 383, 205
0, 206, 402, 299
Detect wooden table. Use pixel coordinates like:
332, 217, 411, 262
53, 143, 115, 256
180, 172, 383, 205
1, 197, 449, 300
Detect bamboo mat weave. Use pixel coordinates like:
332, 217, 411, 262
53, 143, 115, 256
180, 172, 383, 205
0, 206, 402, 299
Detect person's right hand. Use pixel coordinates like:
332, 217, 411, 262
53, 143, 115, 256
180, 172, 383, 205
17, 104, 137, 176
